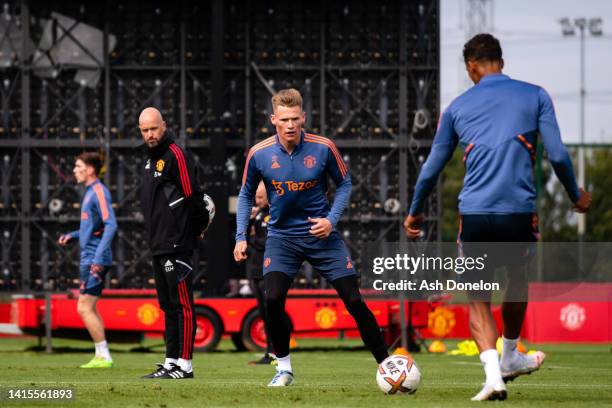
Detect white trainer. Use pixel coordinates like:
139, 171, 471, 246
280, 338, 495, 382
267, 370, 294, 387
471, 381, 508, 401
501, 351, 546, 383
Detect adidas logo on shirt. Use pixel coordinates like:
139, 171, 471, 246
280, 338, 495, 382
164, 260, 174, 273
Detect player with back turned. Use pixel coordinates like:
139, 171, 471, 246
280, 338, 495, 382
234, 88, 389, 387
404, 34, 592, 401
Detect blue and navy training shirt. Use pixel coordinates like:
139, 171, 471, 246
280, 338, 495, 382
236, 132, 351, 240
409, 73, 580, 215
68, 179, 117, 265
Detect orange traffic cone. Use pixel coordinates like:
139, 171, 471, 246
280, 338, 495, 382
393, 347, 411, 357
428, 340, 447, 353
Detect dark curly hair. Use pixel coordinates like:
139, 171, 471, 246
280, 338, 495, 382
463, 33, 502, 63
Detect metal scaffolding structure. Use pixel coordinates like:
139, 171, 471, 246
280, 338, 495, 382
0, 0, 440, 294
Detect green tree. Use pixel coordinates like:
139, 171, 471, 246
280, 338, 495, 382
538, 158, 577, 242
585, 148, 612, 241
440, 149, 463, 241
439, 145, 612, 242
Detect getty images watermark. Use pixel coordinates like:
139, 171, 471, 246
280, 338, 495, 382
371, 253, 498, 292
361, 242, 612, 302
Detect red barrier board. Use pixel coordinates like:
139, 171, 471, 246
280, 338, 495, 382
6, 284, 611, 345
524, 302, 611, 343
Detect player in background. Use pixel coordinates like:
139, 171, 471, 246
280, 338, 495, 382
246, 181, 274, 365
404, 34, 592, 401
234, 88, 389, 387
58, 152, 117, 368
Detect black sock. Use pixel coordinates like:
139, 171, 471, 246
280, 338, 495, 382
264, 272, 293, 358
331, 275, 389, 363
251, 277, 273, 354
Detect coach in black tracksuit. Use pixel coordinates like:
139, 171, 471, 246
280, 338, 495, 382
139, 107, 197, 379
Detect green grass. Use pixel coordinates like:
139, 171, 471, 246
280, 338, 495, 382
0, 337, 611, 407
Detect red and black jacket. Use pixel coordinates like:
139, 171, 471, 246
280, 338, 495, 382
140, 133, 198, 256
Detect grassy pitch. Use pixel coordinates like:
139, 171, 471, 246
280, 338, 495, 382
0, 337, 610, 407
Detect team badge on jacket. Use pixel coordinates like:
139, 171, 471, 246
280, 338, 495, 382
304, 155, 316, 168
156, 159, 165, 172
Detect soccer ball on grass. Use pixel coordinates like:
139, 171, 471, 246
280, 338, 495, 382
376, 354, 421, 395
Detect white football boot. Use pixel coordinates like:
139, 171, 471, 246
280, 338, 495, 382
268, 371, 294, 387
471, 381, 508, 401
267, 370, 295, 387
501, 351, 546, 383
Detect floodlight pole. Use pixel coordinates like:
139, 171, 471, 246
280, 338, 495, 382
578, 20, 586, 274
577, 20, 586, 243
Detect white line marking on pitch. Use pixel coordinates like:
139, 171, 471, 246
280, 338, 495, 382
0, 381, 609, 389
448, 361, 575, 369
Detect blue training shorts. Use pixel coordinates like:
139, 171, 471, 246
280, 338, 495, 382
262, 231, 356, 282
458, 214, 538, 286
458, 213, 539, 266
79, 264, 111, 296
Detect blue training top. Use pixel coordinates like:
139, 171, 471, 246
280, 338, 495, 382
68, 179, 117, 265
236, 132, 351, 240
409, 73, 579, 215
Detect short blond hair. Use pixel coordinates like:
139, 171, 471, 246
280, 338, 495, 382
271, 88, 302, 112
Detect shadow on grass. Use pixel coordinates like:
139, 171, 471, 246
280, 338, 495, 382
17, 343, 371, 354
20, 343, 167, 353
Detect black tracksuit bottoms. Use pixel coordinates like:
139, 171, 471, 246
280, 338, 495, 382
153, 254, 196, 360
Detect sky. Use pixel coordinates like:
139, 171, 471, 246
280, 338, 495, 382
441, 0, 612, 144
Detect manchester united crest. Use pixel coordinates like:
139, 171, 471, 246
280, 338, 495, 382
304, 155, 316, 168
560, 303, 586, 331
315, 307, 337, 329
137, 303, 161, 326
427, 306, 456, 338
156, 159, 165, 172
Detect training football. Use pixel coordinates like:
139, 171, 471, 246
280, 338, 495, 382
376, 354, 421, 395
